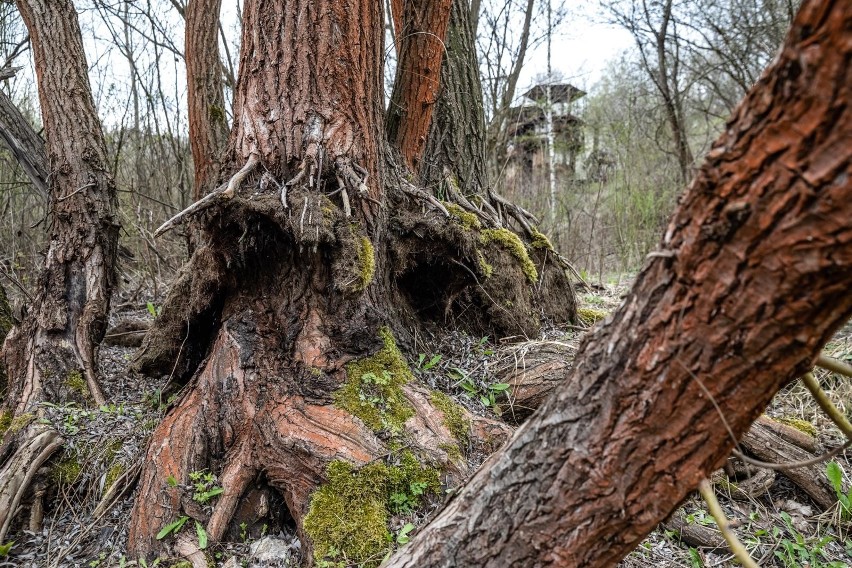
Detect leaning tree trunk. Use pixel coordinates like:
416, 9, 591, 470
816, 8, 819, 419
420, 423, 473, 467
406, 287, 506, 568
0, 0, 119, 544
384, 1, 852, 566
129, 0, 574, 563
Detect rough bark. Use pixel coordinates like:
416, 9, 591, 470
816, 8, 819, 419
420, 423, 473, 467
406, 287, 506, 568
0, 0, 118, 542
384, 1, 852, 566
387, 0, 453, 173
130, 0, 575, 562
186, 0, 230, 199
3, 0, 119, 410
0, 80, 48, 197
420, 0, 488, 194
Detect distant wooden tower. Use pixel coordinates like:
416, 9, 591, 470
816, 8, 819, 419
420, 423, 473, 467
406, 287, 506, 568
505, 82, 586, 193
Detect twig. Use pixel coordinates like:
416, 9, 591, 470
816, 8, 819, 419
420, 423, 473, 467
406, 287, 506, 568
698, 479, 759, 568
56, 182, 95, 202
400, 183, 449, 216
154, 153, 259, 238
732, 440, 851, 470
802, 371, 852, 440
817, 353, 852, 378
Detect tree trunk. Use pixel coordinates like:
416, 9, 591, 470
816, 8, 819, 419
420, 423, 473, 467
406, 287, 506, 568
0, 80, 48, 197
0, 0, 119, 543
387, 0, 453, 173
419, 0, 488, 195
129, 0, 575, 563
186, 0, 230, 199
384, 1, 852, 565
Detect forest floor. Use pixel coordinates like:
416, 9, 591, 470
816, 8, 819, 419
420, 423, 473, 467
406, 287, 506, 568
2, 280, 851, 568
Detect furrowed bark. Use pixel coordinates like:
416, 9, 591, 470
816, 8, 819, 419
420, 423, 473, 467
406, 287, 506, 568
384, 1, 852, 565
420, 0, 488, 194
186, 0, 230, 199
3, 0, 119, 410
0, 0, 118, 542
0, 80, 48, 197
387, 0, 453, 173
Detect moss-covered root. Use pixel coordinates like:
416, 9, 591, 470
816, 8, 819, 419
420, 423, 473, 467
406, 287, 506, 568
303, 453, 440, 567
334, 327, 415, 432
479, 228, 538, 283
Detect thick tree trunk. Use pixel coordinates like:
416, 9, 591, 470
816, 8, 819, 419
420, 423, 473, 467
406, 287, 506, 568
130, 0, 575, 563
0, 0, 119, 544
419, 0, 488, 195
384, 1, 852, 566
186, 0, 230, 199
387, 0, 453, 173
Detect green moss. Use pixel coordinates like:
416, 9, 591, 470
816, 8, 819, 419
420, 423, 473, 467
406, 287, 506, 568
529, 228, 554, 251
777, 417, 817, 437
304, 453, 440, 567
169, 562, 193, 568
438, 442, 463, 463
207, 105, 225, 123
52, 452, 82, 484
7, 412, 34, 434
103, 462, 124, 493
475, 250, 493, 279
66, 370, 88, 398
577, 306, 609, 325
355, 236, 376, 291
334, 327, 414, 432
444, 202, 482, 230
430, 391, 470, 443
0, 410, 11, 436
479, 228, 538, 283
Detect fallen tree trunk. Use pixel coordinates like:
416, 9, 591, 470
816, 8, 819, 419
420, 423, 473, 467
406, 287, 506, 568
384, 2, 852, 565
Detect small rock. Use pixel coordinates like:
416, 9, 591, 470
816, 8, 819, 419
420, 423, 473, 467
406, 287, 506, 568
250, 536, 296, 561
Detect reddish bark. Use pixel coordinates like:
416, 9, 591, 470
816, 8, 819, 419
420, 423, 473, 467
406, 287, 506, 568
186, 0, 230, 198
387, 0, 453, 173
384, 1, 852, 565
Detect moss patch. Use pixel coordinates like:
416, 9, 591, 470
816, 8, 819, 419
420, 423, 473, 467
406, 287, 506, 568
335, 327, 414, 432
577, 306, 609, 325
355, 236, 376, 291
529, 228, 554, 251
430, 391, 470, 444
444, 203, 482, 230
66, 370, 89, 398
777, 417, 817, 437
0, 410, 11, 436
480, 228, 538, 283
51, 452, 82, 484
303, 453, 440, 567
475, 250, 493, 279
5, 412, 34, 434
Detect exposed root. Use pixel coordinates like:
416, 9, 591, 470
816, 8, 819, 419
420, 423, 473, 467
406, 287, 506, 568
92, 459, 142, 518
155, 153, 260, 237
401, 182, 449, 217
0, 424, 64, 543
175, 534, 209, 568
206, 442, 255, 542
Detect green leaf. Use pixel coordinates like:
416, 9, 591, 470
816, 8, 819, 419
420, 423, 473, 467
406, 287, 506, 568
146, 301, 158, 318
827, 461, 844, 494
0, 541, 14, 557
205, 487, 224, 499
156, 516, 189, 540
195, 521, 208, 549
166, 475, 178, 487
423, 354, 442, 370
396, 523, 415, 544
490, 383, 511, 392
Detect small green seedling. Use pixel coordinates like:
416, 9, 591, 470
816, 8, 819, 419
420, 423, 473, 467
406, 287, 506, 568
156, 516, 189, 540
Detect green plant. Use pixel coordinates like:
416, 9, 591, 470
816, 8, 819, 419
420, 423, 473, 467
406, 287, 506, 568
389, 480, 429, 513
454, 368, 509, 414
156, 516, 189, 540
395, 523, 415, 544
827, 461, 851, 519
195, 520, 208, 549
240, 521, 248, 542
0, 541, 14, 557
189, 470, 224, 504
146, 301, 161, 318
774, 511, 845, 568
416, 353, 442, 371
687, 547, 703, 568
